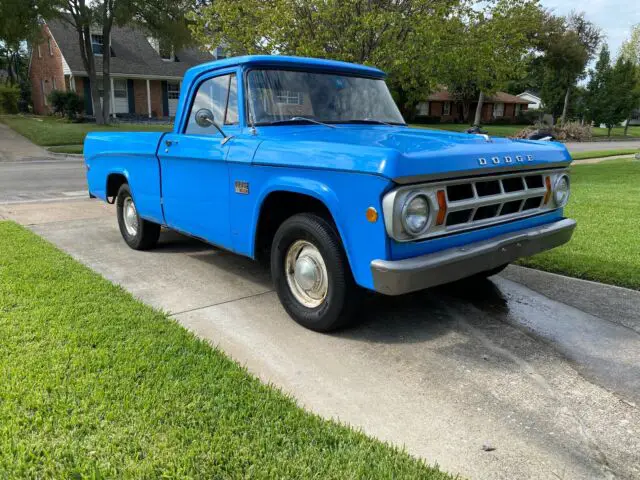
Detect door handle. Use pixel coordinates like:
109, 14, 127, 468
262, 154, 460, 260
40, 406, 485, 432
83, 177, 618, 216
165, 139, 178, 147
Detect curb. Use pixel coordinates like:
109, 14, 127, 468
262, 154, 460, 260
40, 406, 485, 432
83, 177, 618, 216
44, 149, 84, 160
509, 264, 640, 296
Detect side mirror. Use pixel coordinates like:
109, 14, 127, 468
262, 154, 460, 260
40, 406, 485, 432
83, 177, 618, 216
194, 108, 228, 141
195, 108, 215, 128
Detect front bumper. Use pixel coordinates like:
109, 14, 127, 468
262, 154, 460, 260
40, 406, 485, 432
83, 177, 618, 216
371, 218, 576, 295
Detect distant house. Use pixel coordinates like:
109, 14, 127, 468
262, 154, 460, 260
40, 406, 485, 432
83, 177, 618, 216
29, 17, 217, 117
517, 90, 542, 110
416, 88, 531, 123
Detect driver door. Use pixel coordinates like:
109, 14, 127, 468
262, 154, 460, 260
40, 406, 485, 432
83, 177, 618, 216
158, 71, 239, 249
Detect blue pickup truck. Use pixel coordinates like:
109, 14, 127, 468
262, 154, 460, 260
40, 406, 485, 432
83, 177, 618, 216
84, 55, 575, 332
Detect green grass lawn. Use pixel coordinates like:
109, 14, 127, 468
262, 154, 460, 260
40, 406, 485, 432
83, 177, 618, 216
571, 149, 638, 161
410, 123, 640, 139
0, 222, 450, 479
518, 159, 640, 290
0, 114, 171, 147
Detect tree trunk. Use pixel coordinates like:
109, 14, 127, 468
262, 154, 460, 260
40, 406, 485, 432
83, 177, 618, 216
100, 5, 114, 124
77, 24, 104, 124
473, 92, 485, 127
560, 87, 570, 125
624, 115, 630, 136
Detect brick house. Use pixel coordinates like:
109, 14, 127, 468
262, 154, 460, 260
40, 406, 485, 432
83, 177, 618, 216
416, 88, 531, 123
29, 17, 216, 117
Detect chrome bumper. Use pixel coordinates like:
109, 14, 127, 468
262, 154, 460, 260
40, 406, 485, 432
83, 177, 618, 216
371, 218, 576, 295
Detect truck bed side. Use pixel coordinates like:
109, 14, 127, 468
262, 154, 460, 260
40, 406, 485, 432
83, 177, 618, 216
84, 131, 167, 225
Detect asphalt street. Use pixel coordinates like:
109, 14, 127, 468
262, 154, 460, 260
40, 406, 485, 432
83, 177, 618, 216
1, 199, 638, 480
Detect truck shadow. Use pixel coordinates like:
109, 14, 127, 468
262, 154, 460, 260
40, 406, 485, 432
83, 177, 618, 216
154, 230, 513, 342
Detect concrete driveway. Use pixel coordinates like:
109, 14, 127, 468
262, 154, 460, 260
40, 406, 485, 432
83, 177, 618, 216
1, 198, 638, 480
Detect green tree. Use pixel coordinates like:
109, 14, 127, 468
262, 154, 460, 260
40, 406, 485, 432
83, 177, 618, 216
619, 24, 640, 135
586, 45, 633, 137
0, 0, 53, 85
441, 0, 545, 127
529, 11, 601, 124
189, 0, 473, 116
44, 0, 196, 124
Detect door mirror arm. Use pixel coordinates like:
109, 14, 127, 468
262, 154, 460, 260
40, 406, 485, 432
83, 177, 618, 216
195, 108, 230, 142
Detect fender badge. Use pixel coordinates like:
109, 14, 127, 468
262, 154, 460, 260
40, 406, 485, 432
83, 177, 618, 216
234, 181, 249, 195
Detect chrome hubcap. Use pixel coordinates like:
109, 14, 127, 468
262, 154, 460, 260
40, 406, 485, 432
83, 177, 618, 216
123, 196, 138, 236
285, 240, 328, 308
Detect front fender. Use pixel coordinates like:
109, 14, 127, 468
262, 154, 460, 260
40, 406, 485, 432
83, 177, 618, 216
227, 163, 393, 290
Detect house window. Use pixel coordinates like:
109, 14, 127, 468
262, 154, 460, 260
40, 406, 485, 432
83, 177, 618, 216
113, 79, 127, 98
167, 82, 180, 100
48, 38, 53, 55
276, 90, 303, 105
52, 78, 57, 91
443, 102, 451, 116
91, 34, 104, 55
493, 102, 504, 118
515, 103, 521, 116
417, 102, 430, 116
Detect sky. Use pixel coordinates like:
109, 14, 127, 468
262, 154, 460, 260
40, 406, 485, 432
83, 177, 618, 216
540, 0, 640, 58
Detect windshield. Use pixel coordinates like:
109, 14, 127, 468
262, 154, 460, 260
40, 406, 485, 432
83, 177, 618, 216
247, 69, 405, 126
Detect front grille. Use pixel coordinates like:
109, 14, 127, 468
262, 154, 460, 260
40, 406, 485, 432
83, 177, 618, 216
382, 167, 566, 242
440, 172, 548, 235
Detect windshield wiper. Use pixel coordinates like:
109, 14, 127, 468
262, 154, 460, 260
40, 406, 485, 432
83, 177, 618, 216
340, 119, 406, 126
268, 117, 336, 128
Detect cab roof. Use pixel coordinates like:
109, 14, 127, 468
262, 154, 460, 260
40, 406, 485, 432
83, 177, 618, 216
183, 55, 386, 82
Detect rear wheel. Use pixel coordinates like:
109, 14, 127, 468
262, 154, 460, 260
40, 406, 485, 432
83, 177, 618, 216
271, 213, 359, 332
116, 184, 161, 250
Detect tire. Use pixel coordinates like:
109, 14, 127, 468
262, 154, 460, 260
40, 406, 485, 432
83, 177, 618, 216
473, 263, 509, 279
116, 183, 161, 250
270, 213, 359, 332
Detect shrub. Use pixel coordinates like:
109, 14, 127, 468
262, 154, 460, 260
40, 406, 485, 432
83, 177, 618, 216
0, 85, 20, 114
515, 109, 541, 125
512, 121, 592, 142
47, 90, 83, 120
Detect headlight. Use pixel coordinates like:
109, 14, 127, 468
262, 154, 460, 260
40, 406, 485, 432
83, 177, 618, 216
401, 193, 430, 235
553, 174, 570, 207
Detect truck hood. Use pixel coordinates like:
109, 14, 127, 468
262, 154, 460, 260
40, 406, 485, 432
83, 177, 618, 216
253, 125, 572, 182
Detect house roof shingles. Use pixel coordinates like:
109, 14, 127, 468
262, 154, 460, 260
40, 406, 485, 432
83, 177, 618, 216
47, 17, 212, 79
426, 88, 530, 104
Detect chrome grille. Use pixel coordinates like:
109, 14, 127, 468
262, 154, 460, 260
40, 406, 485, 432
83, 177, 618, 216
382, 168, 566, 242
440, 172, 548, 234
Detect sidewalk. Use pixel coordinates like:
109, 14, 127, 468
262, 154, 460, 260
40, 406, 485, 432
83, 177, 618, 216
0, 122, 54, 162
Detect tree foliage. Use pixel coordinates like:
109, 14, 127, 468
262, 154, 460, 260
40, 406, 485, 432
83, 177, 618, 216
586, 45, 637, 137
522, 11, 601, 123
190, 0, 486, 115
441, 0, 545, 125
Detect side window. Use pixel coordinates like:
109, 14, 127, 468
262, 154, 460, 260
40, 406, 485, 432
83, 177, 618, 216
186, 73, 238, 135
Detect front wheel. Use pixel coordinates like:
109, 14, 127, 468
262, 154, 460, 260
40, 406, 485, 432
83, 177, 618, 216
116, 184, 161, 250
270, 213, 359, 332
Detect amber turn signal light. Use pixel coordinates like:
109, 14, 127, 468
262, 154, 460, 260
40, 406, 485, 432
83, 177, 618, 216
543, 176, 552, 205
436, 190, 447, 225
366, 206, 378, 223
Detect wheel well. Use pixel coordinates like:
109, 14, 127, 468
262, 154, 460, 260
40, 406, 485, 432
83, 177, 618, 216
254, 191, 335, 263
106, 173, 127, 203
